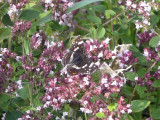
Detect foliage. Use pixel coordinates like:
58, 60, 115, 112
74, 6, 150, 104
0, 0, 160, 120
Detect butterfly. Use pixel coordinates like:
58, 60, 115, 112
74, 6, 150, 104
62, 36, 97, 76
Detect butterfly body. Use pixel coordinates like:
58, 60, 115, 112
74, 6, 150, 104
62, 36, 97, 76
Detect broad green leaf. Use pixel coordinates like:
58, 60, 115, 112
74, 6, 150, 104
137, 68, 147, 78
97, 26, 105, 39
92, 5, 106, 12
149, 36, 160, 48
152, 80, 160, 87
151, 108, 160, 119
131, 100, 150, 112
90, 27, 97, 39
132, 112, 142, 120
107, 103, 118, 111
130, 46, 146, 65
105, 10, 116, 18
19, 10, 40, 21
2, 14, 14, 26
32, 13, 52, 26
124, 72, 136, 81
135, 85, 146, 99
121, 85, 133, 97
6, 111, 22, 120
66, 0, 104, 13
0, 94, 11, 105
95, 112, 106, 119
0, 28, 11, 43
150, 12, 159, 26
33, 93, 43, 107
87, 15, 101, 24
24, 36, 30, 55
17, 85, 29, 100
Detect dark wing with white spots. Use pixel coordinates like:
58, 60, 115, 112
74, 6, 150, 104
70, 35, 84, 54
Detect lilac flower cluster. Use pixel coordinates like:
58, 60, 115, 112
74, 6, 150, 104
37, 41, 65, 76
136, 73, 153, 86
0, 48, 17, 93
143, 48, 159, 61
84, 38, 113, 62
137, 31, 155, 44
43, 75, 92, 110
41, 0, 74, 27
11, 21, 31, 35
153, 66, 160, 80
31, 32, 46, 50
8, 0, 29, 19
124, 0, 158, 29
116, 48, 137, 69
155, 41, 160, 52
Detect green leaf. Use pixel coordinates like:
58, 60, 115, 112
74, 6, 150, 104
2, 14, 14, 26
92, 5, 106, 12
131, 100, 150, 112
33, 93, 42, 107
151, 108, 160, 119
149, 36, 160, 48
97, 26, 105, 39
0, 94, 11, 111
130, 46, 146, 65
107, 103, 118, 111
135, 85, 146, 99
124, 72, 136, 81
137, 68, 147, 78
150, 12, 159, 26
6, 111, 22, 120
0, 28, 11, 43
24, 36, 30, 55
90, 27, 97, 39
152, 80, 160, 87
95, 112, 106, 119
132, 112, 142, 120
66, 0, 104, 13
121, 85, 133, 97
87, 15, 101, 24
17, 85, 29, 100
19, 10, 40, 21
105, 10, 116, 19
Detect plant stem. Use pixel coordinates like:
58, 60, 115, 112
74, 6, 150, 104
66, 19, 89, 32
8, 36, 12, 50
129, 84, 137, 103
85, 113, 88, 120
103, 10, 127, 26
28, 84, 33, 107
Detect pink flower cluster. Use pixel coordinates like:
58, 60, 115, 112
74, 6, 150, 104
84, 38, 113, 62
124, 0, 159, 29
31, 32, 46, 50
37, 41, 65, 76
143, 48, 159, 61
41, 0, 74, 27
12, 21, 31, 35
137, 73, 153, 86
0, 48, 17, 93
137, 31, 155, 44
43, 75, 92, 110
155, 41, 160, 52
117, 49, 137, 68
153, 66, 160, 80
8, 0, 29, 19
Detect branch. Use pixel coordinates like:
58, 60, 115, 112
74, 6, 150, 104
66, 19, 89, 32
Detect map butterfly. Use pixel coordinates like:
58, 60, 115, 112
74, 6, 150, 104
62, 36, 97, 76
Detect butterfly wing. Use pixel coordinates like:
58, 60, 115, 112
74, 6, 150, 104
67, 55, 97, 75
62, 51, 72, 66
70, 35, 84, 54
